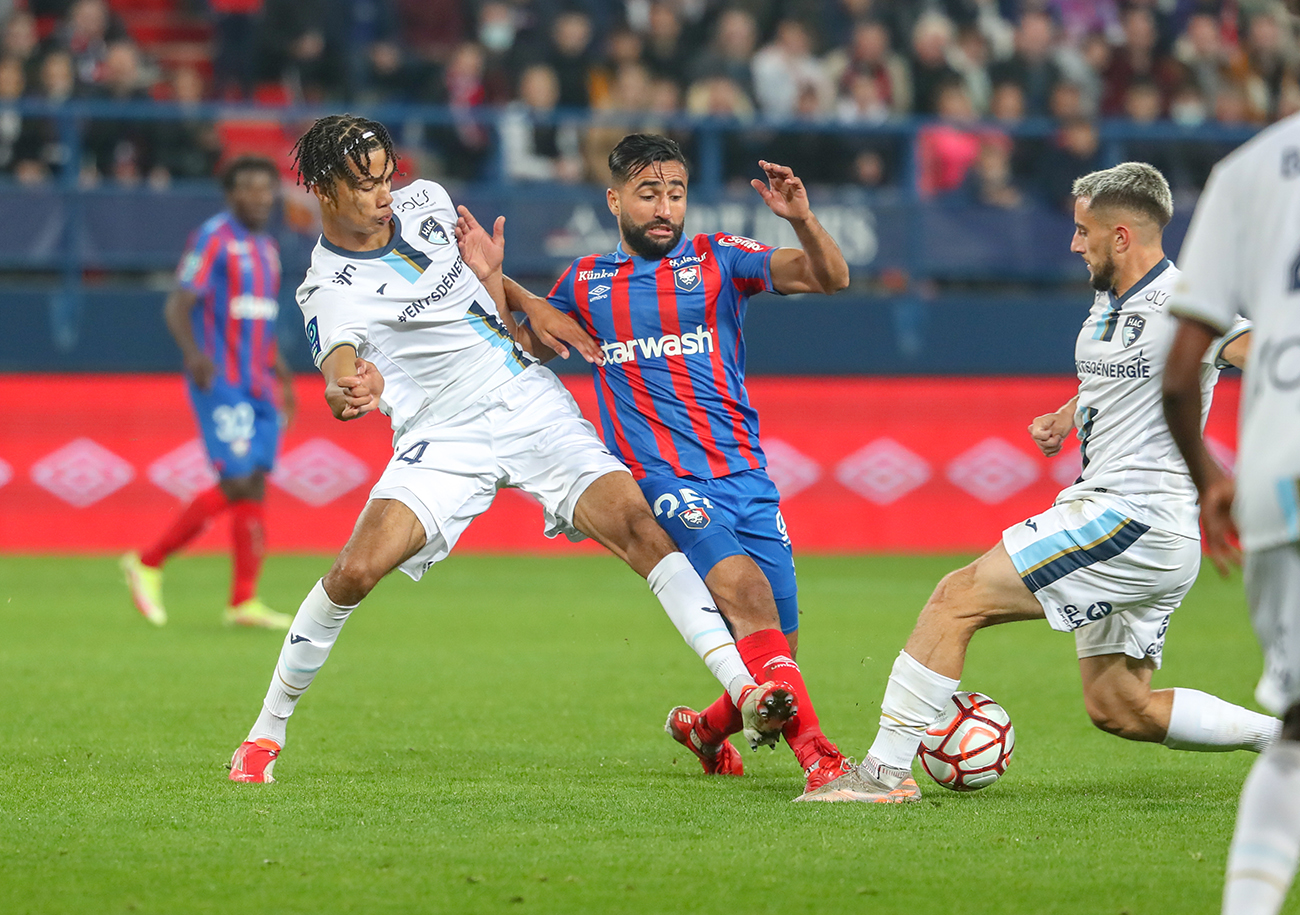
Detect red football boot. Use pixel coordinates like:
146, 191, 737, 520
665, 706, 744, 776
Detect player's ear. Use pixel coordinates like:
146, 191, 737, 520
606, 186, 620, 217
1113, 223, 1131, 254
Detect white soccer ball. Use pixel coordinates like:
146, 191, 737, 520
917, 691, 1015, 791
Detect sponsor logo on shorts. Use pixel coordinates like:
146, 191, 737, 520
679, 506, 711, 529
420, 217, 449, 245
1122, 314, 1146, 346
1058, 600, 1115, 630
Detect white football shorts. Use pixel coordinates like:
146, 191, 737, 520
369, 366, 629, 581
1002, 497, 1201, 667
1245, 542, 1300, 716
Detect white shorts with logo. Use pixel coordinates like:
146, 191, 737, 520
370, 366, 628, 581
1245, 542, 1300, 716
1002, 497, 1201, 667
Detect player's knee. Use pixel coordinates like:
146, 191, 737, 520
709, 564, 776, 627
923, 566, 987, 627
325, 556, 381, 605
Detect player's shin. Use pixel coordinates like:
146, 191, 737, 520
247, 579, 357, 746
1163, 688, 1282, 752
867, 650, 960, 783
1223, 741, 1300, 915
647, 552, 755, 704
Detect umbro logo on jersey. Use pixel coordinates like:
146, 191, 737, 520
419, 217, 450, 245
333, 264, 357, 285
675, 266, 701, 291
589, 284, 611, 300
1122, 314, 1146, 346
376, 283, 387, 295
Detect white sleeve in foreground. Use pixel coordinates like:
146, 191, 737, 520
1170, 163, 1244, 334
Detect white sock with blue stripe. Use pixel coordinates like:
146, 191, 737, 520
247, 579, 357, 747
869, 650, 960, 775
1223, 742, 1300, 915
1164, 688, 1281, 752
647, 552, 755, 705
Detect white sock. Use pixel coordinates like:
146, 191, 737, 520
1223, 741, 1300, 915
1164, 688, 1281, 752
246, 579, 357, 746
647, 552, 755, 705
868, 650, 960, 773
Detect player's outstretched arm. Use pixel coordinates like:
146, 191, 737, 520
752, 159, 850, 295
1028, 395, 1078, 457
162, 288, 217, 390
322, 345, 384, 422
1163, 316, 1241, 575
502, 275, 604, 364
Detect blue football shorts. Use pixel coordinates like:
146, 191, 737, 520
189, 379, 280, 480
638, 468, 799, 634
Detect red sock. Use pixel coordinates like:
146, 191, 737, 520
230, 499, 266, 606
736, 629, 836, 770
140, 486, 229, 567
694, 692, 744, 746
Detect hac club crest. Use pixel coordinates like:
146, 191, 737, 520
420, 217, 450, 245
679, 506, 711, 529
675, 265, 701, 291
1122, 314, 1146, 346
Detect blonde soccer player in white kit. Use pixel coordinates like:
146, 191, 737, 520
1164, 107, 1300, 915
801, 161, 1279, 803
227, 115, 800, 783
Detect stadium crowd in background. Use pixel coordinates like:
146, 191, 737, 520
1, 0, 1299, 200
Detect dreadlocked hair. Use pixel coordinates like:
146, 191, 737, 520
292, 114, 399, 192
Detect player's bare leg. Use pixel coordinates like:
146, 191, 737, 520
571, 471, 794, 748
230, 498, 426, 783
1079, 653, 1277, 750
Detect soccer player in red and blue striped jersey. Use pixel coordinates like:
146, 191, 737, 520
122, 156, 296, 630
504, 133, 871, 800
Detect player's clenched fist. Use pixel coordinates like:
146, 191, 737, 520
330, 357, 384, 420
1028, 410, 1073, 457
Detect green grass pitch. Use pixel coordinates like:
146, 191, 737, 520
0, 554, 1280, 914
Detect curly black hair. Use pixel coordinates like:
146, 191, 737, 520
291, 114, 399, 191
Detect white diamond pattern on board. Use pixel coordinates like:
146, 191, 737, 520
835, 438, 931, 505
1051, 447, 1083, 488
270, 438, 371, 507
947, 438, 1040, 504
762, 438, 821, 499
147, 439, 218, 501
0, 457, 11, 490
30, 438, 135, 507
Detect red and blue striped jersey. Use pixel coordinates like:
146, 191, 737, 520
177, 211, 282, 397
548, 232, 776, 480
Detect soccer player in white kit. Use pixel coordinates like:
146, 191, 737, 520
805, 161, 1279, 803
227, 115, 797, 783
1163, 110, 1300, 915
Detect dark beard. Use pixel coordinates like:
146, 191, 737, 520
1088, 254, 1116, 292
620, 213, 683, 259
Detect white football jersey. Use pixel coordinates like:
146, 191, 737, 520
296, 179, 535, 437
1057, 258, 1248, 538
1170, 112, 1300, 551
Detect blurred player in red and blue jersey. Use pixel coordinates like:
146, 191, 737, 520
122, 155, 296, 630
499, 133, 896, 800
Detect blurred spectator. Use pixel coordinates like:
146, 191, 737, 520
837, 69, 891, 123
2, 10, 39, 84
1169, 81, 1209, 126
951, 24, 992, 115
908, 11, 961, 115
1174, 11, 1238, 106
1122, 78, 1180, 184
500, 62, 583, 182
589, 24, 643, 109
989, 10, 1065, 118
1212, 80, 1255, 126
584, 61, 657, 181
393, 0, 467, 66
0, 54, 28, 176
684, 73, 757, 182
1278, 76, 1300, 119
751, 18, 833, 119
50, 0, 127, 87
548, 9, 595, 110
1099, 6, 1182, 116
766, 81, 841, 184
474, 1, 519, 103
253, 0, 344, 101
1046, 0, 1121, 46
83, 41, 160, 185
951, 133, 1023, 208
152, 66, 222, 182
1243, 8, 1298, 120
10, 48, 76, 182
209, 0, 262, 99
1034, 116, 1102, 212
989, 79, 1026, 123
989, 79, 1042, 185
1060, 29, 1110, 115
824, 18, 911, 117
426, 40, 490, 181
689, 7, 759, 105
1048, 79, 1089, 120
643, 1, 693, 90
917, 78, 991, 195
